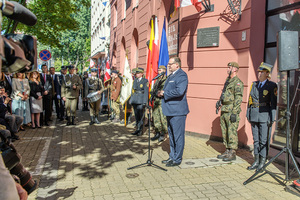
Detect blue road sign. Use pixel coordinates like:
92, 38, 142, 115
39, 50, 51, 61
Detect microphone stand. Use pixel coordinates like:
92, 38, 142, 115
127, 80, 167, 171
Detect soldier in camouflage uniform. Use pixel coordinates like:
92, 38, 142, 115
150, 66, 168, 142
217, 62, 244, 161
85, 68, 104, 125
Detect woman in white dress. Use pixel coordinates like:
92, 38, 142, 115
11, 73, 31, 128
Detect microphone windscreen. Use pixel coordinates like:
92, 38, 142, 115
3, 2, 37, 26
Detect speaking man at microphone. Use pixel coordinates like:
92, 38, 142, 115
157, 57, 189, 167
150, 65, 168, 142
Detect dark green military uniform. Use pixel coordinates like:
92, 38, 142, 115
85, 70, 104, 124
220, 75, 244, 150
61, 66, 82, 125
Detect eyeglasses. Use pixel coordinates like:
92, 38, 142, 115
167, 63, 174, 66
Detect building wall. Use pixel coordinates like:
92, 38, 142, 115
110, 0, 267, 146
91, 0, 111, 57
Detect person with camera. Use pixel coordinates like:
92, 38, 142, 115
11, 73, 31, 130
61, 65, 82, 126
216, 62, 244, 161
0, 155, 28, 200
0, 86, 23, 139
29, 70, 43, 129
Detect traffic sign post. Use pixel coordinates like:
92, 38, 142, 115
39, 50, 51, 62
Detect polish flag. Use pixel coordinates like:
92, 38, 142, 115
181, 0, 202, 12
104, 59, 111, 85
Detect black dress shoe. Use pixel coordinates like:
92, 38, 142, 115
131, 130, 140, 135
162, 158, 172, 164
151, 133, 160, 141
12, 135, 20, 140
166, 160, 181, 167
45, 123, 49, 126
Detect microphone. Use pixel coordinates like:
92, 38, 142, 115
2, 1, 37, 26
152, 72, 165, 80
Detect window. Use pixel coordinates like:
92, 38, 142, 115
114, 3, 118, 28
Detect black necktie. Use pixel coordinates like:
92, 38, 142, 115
258, 83, 262, 88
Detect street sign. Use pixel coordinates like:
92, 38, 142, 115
39, 50, 51, 61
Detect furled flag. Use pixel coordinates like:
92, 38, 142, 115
170, 0, 181, 18
90, 59, 95, 69
104, 58, 111, 85
158, 17, 169, 70
120, 56, 133, 105
146, 16, 159, 89
181, 0, 202, 12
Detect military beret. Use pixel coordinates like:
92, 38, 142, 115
111, 70, 118, 74
135, 67, 144, 73
91, 68, 98, 72
258, 62, 272, 72
68, 65, 75, 69
159, 65, 166, 70
228, 62, 239, 69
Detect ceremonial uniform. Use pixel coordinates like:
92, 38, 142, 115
110, 72, 122, 122
246, 62, 277, 171
130, 68, 149, 136
61, 66, 82, 125
85, 70, 104, 124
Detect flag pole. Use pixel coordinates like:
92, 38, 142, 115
177, 3, 180, 57
124, 101, 127, 127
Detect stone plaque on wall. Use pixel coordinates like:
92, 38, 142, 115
197, 27, 220, 48
168, 20, 178, 57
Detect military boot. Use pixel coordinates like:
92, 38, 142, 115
256, 156, 266, 172
71, 116, 76, 125
94, 115, 100, 124
66, 117, 71, 126
223, 149, 236, 161
158, 133, 165, 142
89, 116, 95, 125
151, 132, 160, 141
110, 113, 115, 121
217, 149, 229, 159
247, 154, 260, 170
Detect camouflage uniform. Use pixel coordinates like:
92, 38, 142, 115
220, 75, 244, 150
152, 75, 168, 136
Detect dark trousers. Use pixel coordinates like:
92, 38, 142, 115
60, 100, 65, 119
132, 104, 144, 131
53, 96, 60, 118
167, 115, 187, 164
41, 95, 52, 124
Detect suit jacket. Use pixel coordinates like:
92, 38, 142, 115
0, 96, 10, 119
61, 74, 82, 99
40, 73, 53, 98
4, 75, 12, 96
29, 80, 44, 99
57, 74, 66, 96
246, 80, 277, 123
51, 74, 60, 97
11, 78, 30, 100
129, 77, 149, 105
162, 68, 189, 116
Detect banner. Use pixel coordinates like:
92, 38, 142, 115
120, 56, 133, 105
104, 59, 111, 85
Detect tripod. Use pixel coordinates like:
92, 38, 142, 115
127, 105, 167, 171
244, 70, 300, 185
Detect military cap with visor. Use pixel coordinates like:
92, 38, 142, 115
111, 70, 118, 74
257, 62, 272, 72
135, 67, 144, 73
158, 65, 167, 70
91, 68, 98, 72
68, 65, 75, 69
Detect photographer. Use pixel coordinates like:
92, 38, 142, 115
0, 155, 28, 200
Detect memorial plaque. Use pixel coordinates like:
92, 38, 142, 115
197, 27, 220, 48
168, 20, 178, 57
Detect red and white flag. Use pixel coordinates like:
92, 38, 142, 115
104, 59, 111, 85
89, 59, 95, 68
181, 0, 202, 12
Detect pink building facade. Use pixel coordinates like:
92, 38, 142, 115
110, 0, 300, 150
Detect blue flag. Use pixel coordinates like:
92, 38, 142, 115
158, 17, 169, 72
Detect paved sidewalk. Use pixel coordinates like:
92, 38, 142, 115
12, 110, 298, 200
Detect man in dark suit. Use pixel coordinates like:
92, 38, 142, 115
58, 66, 68, 121
246, 62, 277, 172
129, 68, 149, 136
50, 67, 61, 120
158, 57, 189, 167
4, 72, 12, 97
40, 63, 53, 126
